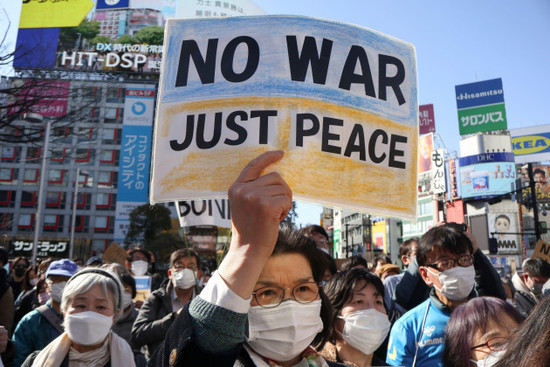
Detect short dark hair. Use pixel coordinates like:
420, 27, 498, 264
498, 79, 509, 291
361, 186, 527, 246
495, 214, 510, 225
127, 247, 152, 263
341, 255, 368, 271
272, 226, 333, 349
375, 254, 391, 267
170, 248, 201, 268
443, 297, 524, 367
324, 268, 385, 341
119, 272, 137, 299
301, 225, 329, 240
523, 257, 550, 278
416, 224, 474, 267
320, 250, 337, 276
534, 168, 546, 177
399, 238, 419, 258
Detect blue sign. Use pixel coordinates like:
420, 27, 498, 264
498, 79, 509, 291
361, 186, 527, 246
117, 125, 152, 202
13, 28, 59, 68
459, 152, 515, 166
455, 78, 505, 109
96, 0, 130, 10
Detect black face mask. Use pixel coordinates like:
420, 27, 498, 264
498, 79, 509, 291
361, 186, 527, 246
14, 268, 26, 277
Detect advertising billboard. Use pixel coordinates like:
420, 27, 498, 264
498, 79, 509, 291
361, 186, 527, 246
418, 133, 433, 174
96, 0, 130, 10
14, 0, 266, 71
518, 164, 550, 203
510, 124, 550, 164
419, 104, 435, 135
487, 212, 521, 254
113, 85, 155, 242
446, 158, 460, 200
458, 152, 516, 199
455, 78, 507, 135
431, 149, 446, 195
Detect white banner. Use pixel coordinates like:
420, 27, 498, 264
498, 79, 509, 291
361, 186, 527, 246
176, 199, 232, 228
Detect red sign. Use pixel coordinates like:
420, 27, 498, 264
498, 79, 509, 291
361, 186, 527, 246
8, 81, 70, 118
419, 104, 435, 135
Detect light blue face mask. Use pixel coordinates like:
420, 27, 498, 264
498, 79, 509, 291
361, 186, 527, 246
3, 263, 8, 273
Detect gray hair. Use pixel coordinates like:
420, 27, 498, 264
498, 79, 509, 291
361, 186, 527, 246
101, 263, 126, 275
61, 268, 123, 321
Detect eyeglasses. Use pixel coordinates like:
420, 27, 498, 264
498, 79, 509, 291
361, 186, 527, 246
252, 281, 320, 308
172, 263, 197, 271
427, 254, 473, 272
471, 337, 507, 352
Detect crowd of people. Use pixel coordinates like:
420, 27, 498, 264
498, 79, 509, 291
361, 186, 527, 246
1, 150, 550, 367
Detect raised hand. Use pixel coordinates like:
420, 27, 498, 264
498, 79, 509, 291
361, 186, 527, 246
218, 150, 292, 299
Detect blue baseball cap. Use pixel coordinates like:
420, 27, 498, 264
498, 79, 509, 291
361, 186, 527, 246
46, 259, 78, 279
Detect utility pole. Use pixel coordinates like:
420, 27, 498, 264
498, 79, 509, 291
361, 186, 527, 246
527, 163, 541, 241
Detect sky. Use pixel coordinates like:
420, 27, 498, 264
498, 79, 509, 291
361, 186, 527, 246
2, 1, 549, 227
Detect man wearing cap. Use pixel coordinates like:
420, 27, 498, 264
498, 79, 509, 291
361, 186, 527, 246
85, 255, 104, 267
12, 259, 78, 367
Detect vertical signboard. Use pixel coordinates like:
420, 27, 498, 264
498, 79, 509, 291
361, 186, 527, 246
455, 78, 507, 135
431, 149, 446, 195
114, 85, 155, 242
418, 133, 433, 174
419, 104, 435, 135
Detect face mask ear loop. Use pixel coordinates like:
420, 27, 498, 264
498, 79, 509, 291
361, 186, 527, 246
425, 267, 443, 294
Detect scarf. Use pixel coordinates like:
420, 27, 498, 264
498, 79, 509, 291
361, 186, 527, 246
244, 345, 329, 367
31, 331, 136, 367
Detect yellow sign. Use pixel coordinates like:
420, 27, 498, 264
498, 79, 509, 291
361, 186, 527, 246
20, 0, 94, 29
532, 240, 550, 264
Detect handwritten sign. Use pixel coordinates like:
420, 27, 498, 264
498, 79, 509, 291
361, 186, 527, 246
151, 16, 418, 219
533, 240, 550, 264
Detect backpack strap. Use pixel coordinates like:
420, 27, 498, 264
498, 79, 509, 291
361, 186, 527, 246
36, 305, 64, 334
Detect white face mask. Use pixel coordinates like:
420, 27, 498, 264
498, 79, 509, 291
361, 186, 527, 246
48, 281, 67, 303
131, 260, 148, 276
38, 291, 50, 305
30, 278, 39, 287
471, 349, 506, 367
246, 300, 323, 362
121, 292, 133, 309
64, 311, 113, 346
337, 308, 391, 354
172, 268, 197, 290
428, 265, 475, 301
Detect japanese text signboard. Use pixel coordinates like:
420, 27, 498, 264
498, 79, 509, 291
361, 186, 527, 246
455, 78, 507, 135
419, 104, 435, 135
431, 149, 446, 195
151, 16, 418, 219
114, 86, 155, 242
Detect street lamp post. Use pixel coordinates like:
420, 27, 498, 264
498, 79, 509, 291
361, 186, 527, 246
24, 113, 51, 265
69, 168, 88, 259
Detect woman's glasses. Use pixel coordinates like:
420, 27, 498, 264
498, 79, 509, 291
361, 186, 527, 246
252, 281, 320, 308
471, 337, 507, 352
